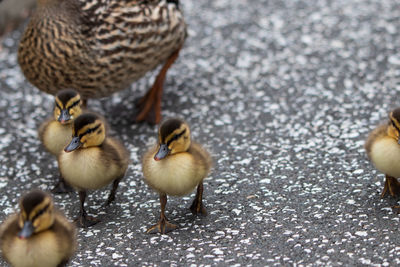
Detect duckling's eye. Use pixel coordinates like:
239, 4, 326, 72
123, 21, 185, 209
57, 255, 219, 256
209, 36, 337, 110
67, 100, 80, 110
169, 134, 180, 144
391, 120, 400, 134
55, 103, 62, 111
167, 129, 186, 145
36, 208, 45, 217
83, 124, 100, 136
32, 204, 50, 221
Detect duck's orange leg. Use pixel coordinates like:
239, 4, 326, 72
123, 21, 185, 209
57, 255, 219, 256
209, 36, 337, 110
136, 47, 182, 124
51, 173, 74, 194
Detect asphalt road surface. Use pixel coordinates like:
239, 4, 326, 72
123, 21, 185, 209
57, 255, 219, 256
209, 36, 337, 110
1, 0, 400, 266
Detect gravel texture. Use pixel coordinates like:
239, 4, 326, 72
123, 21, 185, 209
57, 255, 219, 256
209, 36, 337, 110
1, 0, 400, 266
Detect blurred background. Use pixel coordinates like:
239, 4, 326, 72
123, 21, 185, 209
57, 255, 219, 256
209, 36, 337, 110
0, 0, 35, 37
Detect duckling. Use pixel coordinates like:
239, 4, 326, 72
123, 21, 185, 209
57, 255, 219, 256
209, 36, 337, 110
365, 107, 400, 198
18, 0, 187, 124
39, 89, 83, 193
58, 113, 129, 227
0, 190, 77, 267
39, 89, 83, 155
142, 118, 212, 234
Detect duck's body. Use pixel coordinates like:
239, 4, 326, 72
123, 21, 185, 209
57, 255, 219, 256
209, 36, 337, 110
0, 190, 76, 267
18, 0, 187, 123
142, 118, 212, 234
39, 119, 73, 156
58, 113, 129, 227
365, 108, 400, 198
366, 124, 400, 177
0, 213, 74, 267
59, 138, 129, 190
144, 142, 211, 196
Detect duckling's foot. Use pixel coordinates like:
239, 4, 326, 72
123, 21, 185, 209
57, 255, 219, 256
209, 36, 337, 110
392, 205, 400, 213
105, 176, 123, 206
381, 175, 400, 198
190, 182, 207, 215
105, 196, 115, 206
190, 198, 207, 216
51, 178, 74, 194
135, 48, 181, 124
146, 217, 178, 234
75, 213, 100, 228
76, 190, 99, 227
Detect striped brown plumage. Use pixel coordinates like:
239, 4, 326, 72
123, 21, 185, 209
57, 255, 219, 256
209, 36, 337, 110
18, 0, 186, 123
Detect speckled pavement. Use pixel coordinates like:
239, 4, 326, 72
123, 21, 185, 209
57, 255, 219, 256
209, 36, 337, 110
1, 0, 400, 266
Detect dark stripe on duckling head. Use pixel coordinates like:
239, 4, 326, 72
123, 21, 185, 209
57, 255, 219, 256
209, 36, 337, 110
392, 108, 400, 123
67, 99, 81, 110
73, 113, 99, 133
55, 101, 62, 110
159, 118, 184, 143
21, 190, 48, 216
56, 89, 79, 105
390, 108, 400, 132
31, 203, 50, 223
167, 129, 186, 146
79, 124, 100, 139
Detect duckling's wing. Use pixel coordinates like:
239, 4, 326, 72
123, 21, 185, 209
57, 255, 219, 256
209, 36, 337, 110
365, 124, 388, 156
53, 210, 77, 263
0, 214, 20, 261
189, 142, 212, 176
101, 138, 130, 172
38, 117, 54, 142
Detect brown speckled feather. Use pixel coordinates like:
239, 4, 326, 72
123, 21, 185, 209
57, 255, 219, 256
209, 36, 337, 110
18, 0, 186, 99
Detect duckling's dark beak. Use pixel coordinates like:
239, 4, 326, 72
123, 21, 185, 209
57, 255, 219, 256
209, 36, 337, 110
398, 138, 400, 145
64, 136, 82, 152
58, 109, 71, 124
18, 221, 34, 239
154, 144, 170, 161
